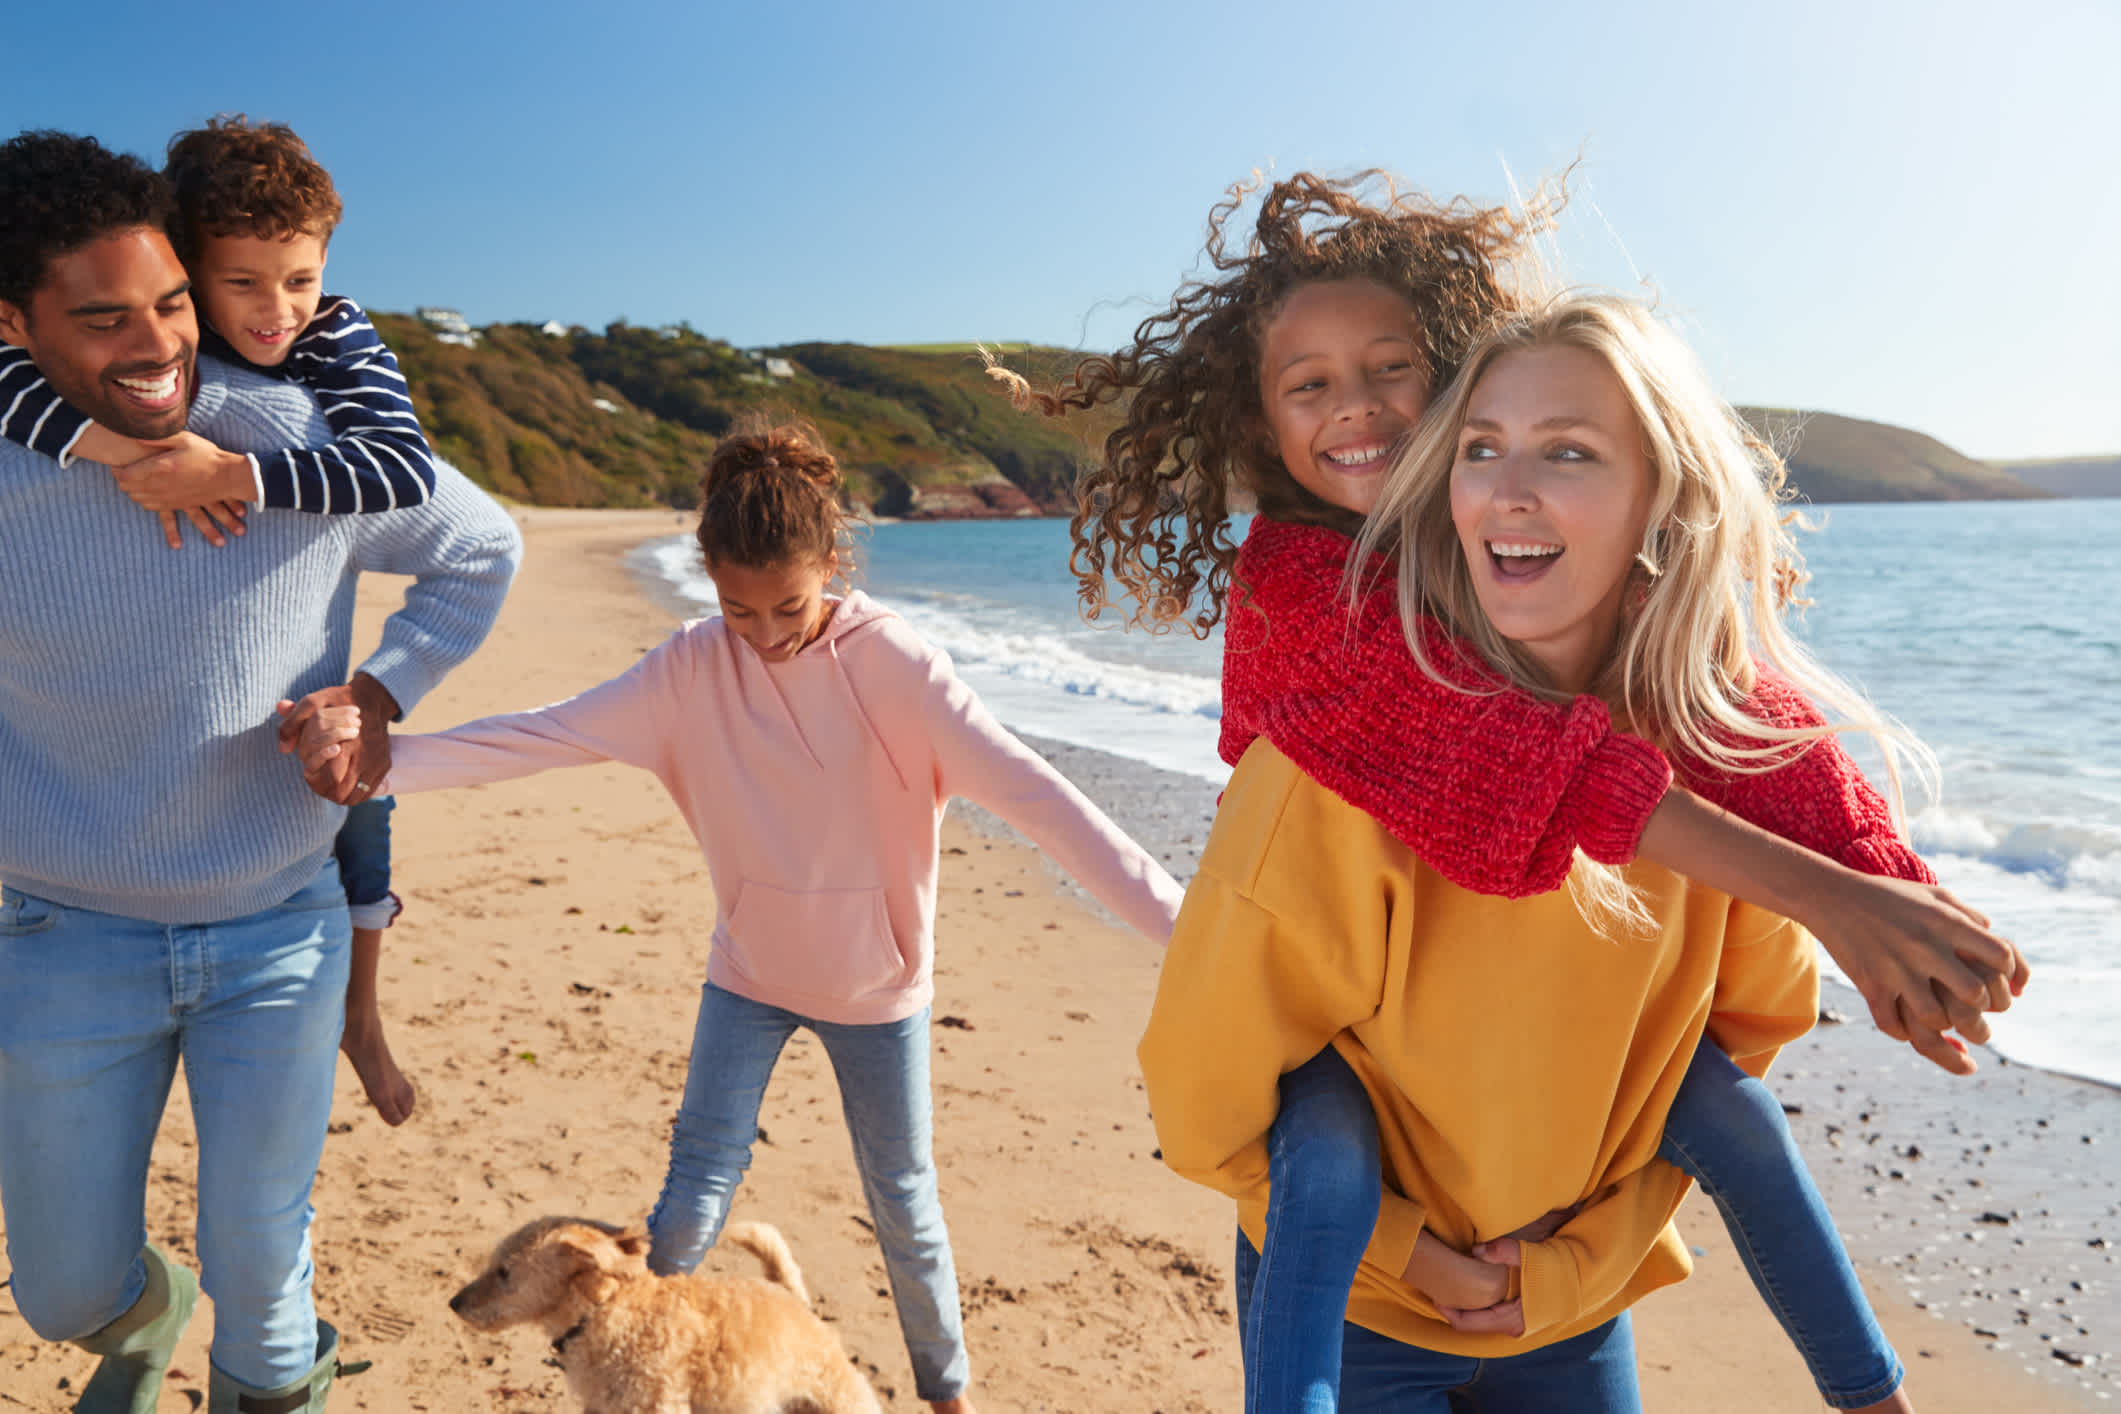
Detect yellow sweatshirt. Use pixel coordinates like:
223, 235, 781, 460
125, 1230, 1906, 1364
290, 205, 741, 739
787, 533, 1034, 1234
1139, 740, 1818, 1356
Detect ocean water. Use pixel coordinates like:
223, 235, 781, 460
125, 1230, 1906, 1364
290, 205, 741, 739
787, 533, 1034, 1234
638, 500, 2121, 1087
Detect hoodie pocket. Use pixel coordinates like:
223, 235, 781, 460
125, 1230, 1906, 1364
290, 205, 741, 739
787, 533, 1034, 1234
724, 880, 904, 1001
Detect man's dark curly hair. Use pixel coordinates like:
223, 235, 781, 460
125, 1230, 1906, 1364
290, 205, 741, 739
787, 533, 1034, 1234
994, 170, 1560, 638
0, 131, 174, 309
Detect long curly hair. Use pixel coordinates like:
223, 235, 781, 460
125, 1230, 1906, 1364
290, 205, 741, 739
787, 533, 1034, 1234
696, 418, 858, 573
0, 131, 173, 308
163, 116, 343, 261
990, 170, 1557, 637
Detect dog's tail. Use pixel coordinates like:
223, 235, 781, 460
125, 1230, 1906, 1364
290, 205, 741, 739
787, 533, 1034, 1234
721, 1221, 813, 1308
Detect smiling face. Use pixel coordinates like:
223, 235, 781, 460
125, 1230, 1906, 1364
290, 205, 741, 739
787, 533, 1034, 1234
710, 554, 838, 662
1450, 343, 1658, 694
0, 226, 197, 441
192, 230, 326, 367
1257, 278, 1429, 516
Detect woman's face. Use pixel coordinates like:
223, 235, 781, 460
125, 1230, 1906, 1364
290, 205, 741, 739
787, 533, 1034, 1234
1449, 343, 1656, 694
1257, 279, 1430, 516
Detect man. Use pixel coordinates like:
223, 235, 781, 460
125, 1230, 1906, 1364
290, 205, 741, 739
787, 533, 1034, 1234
0, 131, 520, 1413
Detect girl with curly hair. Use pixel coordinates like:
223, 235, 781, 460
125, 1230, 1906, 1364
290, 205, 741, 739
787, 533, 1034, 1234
288, 421, 1187, 1414
995, 172, 2022, 1411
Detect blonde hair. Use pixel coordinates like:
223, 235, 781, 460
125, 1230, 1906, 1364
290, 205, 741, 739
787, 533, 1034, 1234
1355, 293, 1933, 934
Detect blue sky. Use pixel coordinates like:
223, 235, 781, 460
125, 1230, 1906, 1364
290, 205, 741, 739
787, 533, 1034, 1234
7, 0, 2114, 459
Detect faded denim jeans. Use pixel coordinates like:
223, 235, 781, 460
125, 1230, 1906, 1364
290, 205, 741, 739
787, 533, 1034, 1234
0, 860, 349, 1389
647, 983, 969, 1402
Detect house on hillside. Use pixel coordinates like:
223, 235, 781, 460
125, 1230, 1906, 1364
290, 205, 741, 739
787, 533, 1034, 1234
538, 319, 572, 338
417, 306, 480, 347
742, 350, 796, 379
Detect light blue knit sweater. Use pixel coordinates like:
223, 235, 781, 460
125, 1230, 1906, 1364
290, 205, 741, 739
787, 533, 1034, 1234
0, 356, 521, 924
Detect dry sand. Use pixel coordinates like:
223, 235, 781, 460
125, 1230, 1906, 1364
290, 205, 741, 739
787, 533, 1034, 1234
0, 507, 2110, 1412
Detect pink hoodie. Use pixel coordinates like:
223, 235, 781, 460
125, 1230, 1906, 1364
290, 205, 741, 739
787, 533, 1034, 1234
385, 591, 1184, 1024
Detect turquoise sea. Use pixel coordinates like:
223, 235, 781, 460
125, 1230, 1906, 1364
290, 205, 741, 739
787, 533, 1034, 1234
639, 499, 2121, 1087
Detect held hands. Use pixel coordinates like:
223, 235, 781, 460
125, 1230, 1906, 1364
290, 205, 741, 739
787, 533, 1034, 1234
1807, 871, 2029, 1077
112, 433, 255, 549
74, 424, 254, 549
277, 674, 399, 804
1404, 1205, 1581, 1338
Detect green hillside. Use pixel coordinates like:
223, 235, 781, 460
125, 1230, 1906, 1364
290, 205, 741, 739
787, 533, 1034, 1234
1738, 407, 2046, 503
373, 311, 2054, 513
373, 314, 1115, 516
1993, 455, 2121, 498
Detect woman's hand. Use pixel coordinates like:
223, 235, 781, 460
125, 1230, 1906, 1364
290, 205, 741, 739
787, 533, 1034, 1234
1420, 1204, 1584, 1338
1403, 1231, 1510, 1316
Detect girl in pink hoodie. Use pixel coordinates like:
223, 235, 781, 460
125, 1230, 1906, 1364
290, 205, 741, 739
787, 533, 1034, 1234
290, 422, 1185, 1414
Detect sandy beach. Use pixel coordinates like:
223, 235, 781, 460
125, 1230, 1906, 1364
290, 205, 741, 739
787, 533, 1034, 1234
0, 507, 2110, 1413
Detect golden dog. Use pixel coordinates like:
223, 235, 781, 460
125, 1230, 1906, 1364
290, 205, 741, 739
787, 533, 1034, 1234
451, 1217, 882, 1414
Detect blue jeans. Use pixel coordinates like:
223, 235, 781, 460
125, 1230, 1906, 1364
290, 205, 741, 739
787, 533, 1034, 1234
1242, 1048, 1382, 1414
1237, 1229, 1639, 1412
646, 983, 968, 1402
1253, 1041, 1902, 1411
334, 796, 399, 930
1656, 1040, 1904, 1407
0, 861, 351, 1389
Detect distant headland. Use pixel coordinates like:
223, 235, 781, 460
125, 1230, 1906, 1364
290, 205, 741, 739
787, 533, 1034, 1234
373, 311, 2121, 515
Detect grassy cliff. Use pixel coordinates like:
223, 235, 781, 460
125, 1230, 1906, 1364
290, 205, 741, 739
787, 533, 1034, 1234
374, 314, 1115, 515
1738, 407, 2047, 503
1992, 456, 2121, 498
375, 312, 2056, 511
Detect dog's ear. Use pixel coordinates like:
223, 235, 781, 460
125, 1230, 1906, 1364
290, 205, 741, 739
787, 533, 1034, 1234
612, 1225, 651, 1260
552, 1227, 618, 1272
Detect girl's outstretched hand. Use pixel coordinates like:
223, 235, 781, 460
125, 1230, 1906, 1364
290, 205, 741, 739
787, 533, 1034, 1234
278, 697, 363, 796
1808, 870, 2030, 1076
276, 676, 396, 804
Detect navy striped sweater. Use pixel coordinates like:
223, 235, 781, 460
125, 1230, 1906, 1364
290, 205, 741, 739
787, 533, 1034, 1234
0, 293, 438, 513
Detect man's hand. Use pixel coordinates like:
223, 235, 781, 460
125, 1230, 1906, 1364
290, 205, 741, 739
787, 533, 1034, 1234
277, 673, 399, 804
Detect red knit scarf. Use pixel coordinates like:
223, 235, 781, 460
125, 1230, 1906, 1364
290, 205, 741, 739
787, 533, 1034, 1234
1215, 518, 1930, 894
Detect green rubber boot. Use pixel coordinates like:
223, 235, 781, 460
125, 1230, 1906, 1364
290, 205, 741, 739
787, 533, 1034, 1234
205, 1321, 338, 1414
71, 1243, 198, 1414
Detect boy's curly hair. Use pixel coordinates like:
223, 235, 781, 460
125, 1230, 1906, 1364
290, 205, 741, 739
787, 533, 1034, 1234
993, 170, 1557, 637
0, 131, 174, 308
163, 116, 343, 262
696, 418, 856, 571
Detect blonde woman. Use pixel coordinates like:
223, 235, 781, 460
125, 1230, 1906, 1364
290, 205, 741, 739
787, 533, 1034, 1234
1141, 295, 1943, 1412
